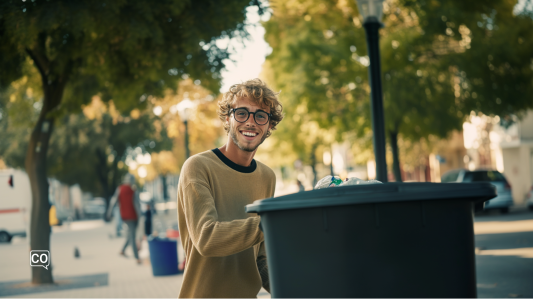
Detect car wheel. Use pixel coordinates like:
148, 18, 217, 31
0, 231, 12, 243
500, 207, 509, 214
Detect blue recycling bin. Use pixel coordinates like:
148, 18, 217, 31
148, 237, 179, 276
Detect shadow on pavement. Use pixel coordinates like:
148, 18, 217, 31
0, 273, 108, 297
476, 231, 533, 250
475, 206, 533, 223
476, 254, 533, 298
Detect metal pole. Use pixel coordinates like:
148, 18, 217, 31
363, 19, 388, 182
184, 120, 190, 159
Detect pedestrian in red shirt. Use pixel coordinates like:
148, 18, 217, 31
108, 173, 142, 264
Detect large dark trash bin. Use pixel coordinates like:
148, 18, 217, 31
246, 182, 496, 298
148, 237, 179, 276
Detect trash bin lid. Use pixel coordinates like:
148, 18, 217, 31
246, 182, 496, 214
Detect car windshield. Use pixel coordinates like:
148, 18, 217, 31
463, 171, 507, 182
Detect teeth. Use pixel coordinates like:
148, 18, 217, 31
242, 131, 257, 137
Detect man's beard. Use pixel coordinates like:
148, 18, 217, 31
229, 123, 268, 152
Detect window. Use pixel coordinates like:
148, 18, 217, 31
463, 171, 507, 182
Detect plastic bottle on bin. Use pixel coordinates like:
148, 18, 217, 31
314, 175, 382, 189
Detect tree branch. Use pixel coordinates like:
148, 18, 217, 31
47, 59, 74, 110
25, 33, 50, 81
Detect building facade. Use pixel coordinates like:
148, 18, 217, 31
499, 111, 533, 205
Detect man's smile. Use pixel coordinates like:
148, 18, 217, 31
240, 130, 258, 139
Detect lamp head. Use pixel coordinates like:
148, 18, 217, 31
176, 98, 195, 121
355, 0, 384, 23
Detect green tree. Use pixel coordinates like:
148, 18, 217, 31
263, 0, 460, 182
261, 0, 371, 182
0, 0, 263, 284
48, 99, 172, 211
398, 0, 533, 118
263, 0, 533, 182
379, 1, 464, 181
0, 87, 172, 218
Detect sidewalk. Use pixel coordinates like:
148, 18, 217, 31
2, 207, 531, 298
0, 218, 270, 298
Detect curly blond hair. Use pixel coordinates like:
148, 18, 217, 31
218, 78, 283, 138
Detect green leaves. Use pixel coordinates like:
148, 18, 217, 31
0, 0, 257, 195
264, 0, 533, 167
0, 0, 257, 112
46, 105, 171, 196
399, 0, 533, 119
265, 0, 370, 136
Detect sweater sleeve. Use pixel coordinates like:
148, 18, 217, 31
181, 180, 264, 257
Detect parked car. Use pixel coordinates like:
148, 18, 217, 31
0, 169, 31, 243
441, 169, 513, 213
526, 185, 533, 211
83, 198, 106, 219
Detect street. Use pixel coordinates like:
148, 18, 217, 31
474, 207, 533, 298
0, 207, 532, 298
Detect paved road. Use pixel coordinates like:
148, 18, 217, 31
474, 207, 533, 298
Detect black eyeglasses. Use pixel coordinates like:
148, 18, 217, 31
230, 108, 271, 125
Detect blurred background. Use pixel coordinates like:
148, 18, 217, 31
1, 0, 532, 298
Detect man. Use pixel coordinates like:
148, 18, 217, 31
108, 173, 142, 265
177, 78, 283, 298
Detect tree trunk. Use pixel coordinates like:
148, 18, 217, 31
25, 82, 65, 284
95, 148, 113, 221
161, 175, 169, 201
309, 143, 318, 186
106, 153, 121, 221
25, 46, 70, 284
110, 150, 122, 194
26, 116, 55, 284
389, 131, 403, 182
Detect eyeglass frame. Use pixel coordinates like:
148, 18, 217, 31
230, 108, 272, 126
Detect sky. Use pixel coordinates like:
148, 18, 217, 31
219, 6, 272, 93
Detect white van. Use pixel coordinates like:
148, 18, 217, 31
0, 169, 31, 243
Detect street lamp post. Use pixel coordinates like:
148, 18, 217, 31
176, 98, 195, 160
183, 120, 190, 159
355, 0, 388, 182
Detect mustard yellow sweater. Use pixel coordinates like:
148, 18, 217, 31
177, 149, 276, 298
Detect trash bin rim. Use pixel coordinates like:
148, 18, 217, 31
246, 182, 496, 214
148, 237, 178, 243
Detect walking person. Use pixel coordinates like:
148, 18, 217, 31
177, 78, 284, 298
107, 173, 142, 265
